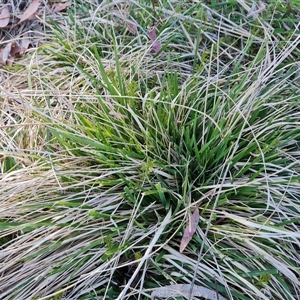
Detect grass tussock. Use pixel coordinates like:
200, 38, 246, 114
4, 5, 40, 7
1, 1, 300, 299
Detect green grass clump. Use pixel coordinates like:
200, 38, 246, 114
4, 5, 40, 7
1, 1, 300, 299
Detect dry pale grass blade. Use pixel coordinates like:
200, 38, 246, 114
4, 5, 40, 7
116, 209, 172, 300
0, 0, 300, 299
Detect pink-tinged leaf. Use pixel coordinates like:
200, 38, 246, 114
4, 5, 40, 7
152, 41, 161, 52
148, 26, 161, 52
9, 42, 22, 57
1, 42, 12, 65
52, 1, 72, 13
148, 26, 157, 42
0, 49, 5, 66
20, 33, 31, 54
6, 56, 14, 66
0, 7, 10, 28
17, 0, 40, 24
180, 208, 199, 253
127, 21, 138, 35
0, 42, 23, 66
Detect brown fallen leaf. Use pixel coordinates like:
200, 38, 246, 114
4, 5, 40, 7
179, 207, 199, 253
52, 1, 72, 13
0, 49, 5, 65
148, 26, 161, 53
0, 7, 10, 28
20, 33, 31, 54
0, 41, 27, 66
17, 0, 41, 24
6, 56, 15, 66
9, 42, 22, 57
126, 21, 138, 35
0, 42, 12, 65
